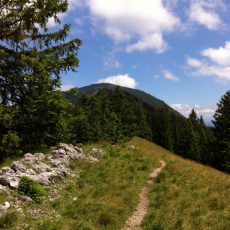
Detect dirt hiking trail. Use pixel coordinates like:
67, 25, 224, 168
123, 160, 166, 230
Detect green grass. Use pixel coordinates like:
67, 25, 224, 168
128, 137, 230, 230
9, 142, 158, 229
1, 138, 229, 230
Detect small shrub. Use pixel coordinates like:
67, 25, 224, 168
37, 219, 61, 230
0, 211, 18, 229
96, 211, 116, 227
17, 176, 46, 203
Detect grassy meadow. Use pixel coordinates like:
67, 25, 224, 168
0, 138, 229, 230
129, 138, 230, 230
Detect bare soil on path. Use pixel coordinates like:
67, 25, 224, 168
123, 160, 166, 230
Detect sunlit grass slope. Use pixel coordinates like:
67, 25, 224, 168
0, 138, 229, 230
2, 142, 159, 230
129, 137, 230, 230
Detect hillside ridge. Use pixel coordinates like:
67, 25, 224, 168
65, 83, 183, 117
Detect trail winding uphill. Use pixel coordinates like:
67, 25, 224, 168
123, 160, 166, 230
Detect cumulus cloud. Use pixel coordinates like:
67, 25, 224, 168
186, 41, 230, 83
201, 41, 230, 66
188, 0, 224, 30
83, 0, 180, 53
162, 70, 180, 81
126, 33, 168, 53
171, 103, 215, 120
97, 74, 138, 88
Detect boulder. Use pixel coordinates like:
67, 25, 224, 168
33, 153, 45, 160
74, 146, 83, 153
24, 153, 33, 158
10, 161, 27, 173
57, 149, 66, 155
90, 148, 104, 158
31, 162, 52, 173
1, 166, 15, 174
18, 195, 33, 203
0, 201, 10, 213
0, 176, 20, 189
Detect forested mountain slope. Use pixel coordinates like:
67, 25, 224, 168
65, 86, 217, 170
65, 83, 181, 116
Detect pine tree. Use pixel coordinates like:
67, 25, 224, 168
0, 0, 82, 151
0, 0, 82, 106
213, 91, 230, 171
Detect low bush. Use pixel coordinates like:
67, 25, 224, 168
17, 176, 46, 203
0, 211, 18, 229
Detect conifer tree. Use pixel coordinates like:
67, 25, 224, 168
0, 0, 82, 106
213, 91, 230, 171
0, 0, 82, 151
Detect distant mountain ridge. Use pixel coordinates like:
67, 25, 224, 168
65, 83, 183, 117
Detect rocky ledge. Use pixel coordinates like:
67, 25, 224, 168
0, 143, 98, 190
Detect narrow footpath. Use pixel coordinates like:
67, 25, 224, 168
123, 160, 166, 230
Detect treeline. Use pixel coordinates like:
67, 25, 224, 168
71, 88, 229, 172
1, 84, 229, 172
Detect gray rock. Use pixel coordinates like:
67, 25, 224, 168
90, 148, 104, 158
1, 166, 15, 174
9, 180, 19, 189
31, 162, 52, 173
33, 153, 45, 160
26, 168, 36, 175
0, 176, 20, 189
10, 161, 27, 173
0, 201, 10, 213
74, 146, 83, 153
57, 149, 66, 155
87, 156, 99, 162
24, 153, 33, 158
50, 159, 63, 167
0, 143, 90, 191
52, 153, 60, 159
18, 195, 33, 203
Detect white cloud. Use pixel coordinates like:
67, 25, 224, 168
60, 82, 76, 91
171, 103, 215, 119
126, 33, 168, 53
97, 74, 138, 88
186, 57, 203, 68
84, 0, 180, 53
186, 42, 230, 83
201, 41, 230, 66
163, 70, 180, 81
188, 0, 224, 30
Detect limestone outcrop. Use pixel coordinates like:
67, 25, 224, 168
0, 143, 97, 190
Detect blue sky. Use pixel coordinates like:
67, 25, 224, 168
52, 0, 230, 122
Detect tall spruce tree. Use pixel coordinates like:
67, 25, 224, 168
0, 0, 82, 151
213, 91, 230, 171
0, 0, 82, 106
